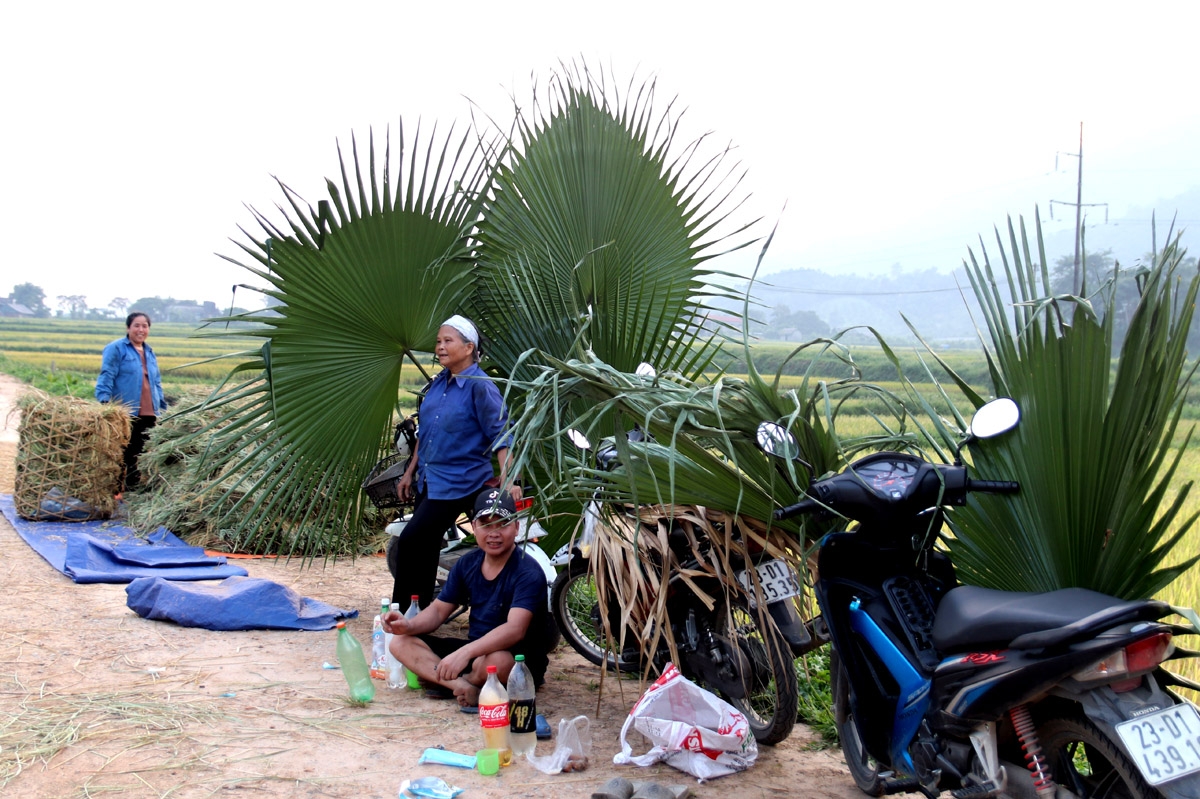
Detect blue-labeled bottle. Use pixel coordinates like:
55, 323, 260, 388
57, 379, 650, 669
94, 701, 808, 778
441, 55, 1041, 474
403, 595, 422, 689
370, 598, 388, 679
335, 621, 375, 702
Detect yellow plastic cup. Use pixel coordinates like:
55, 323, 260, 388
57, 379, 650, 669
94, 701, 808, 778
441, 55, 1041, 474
476, 749, 500, 776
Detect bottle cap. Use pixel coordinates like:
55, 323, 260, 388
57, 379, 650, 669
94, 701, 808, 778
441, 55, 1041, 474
336, 621, 345, 629
411, 594, 419, 600
487, 664, 498, 674
514, 655, 525, 662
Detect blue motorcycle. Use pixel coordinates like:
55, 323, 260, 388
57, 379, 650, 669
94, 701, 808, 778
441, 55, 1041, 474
760, 399, 1200, 798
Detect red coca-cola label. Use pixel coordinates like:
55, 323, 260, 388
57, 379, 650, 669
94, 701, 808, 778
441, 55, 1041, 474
479, 702, 509, 729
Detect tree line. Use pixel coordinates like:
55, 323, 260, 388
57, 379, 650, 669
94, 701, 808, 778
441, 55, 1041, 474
5, 283, 245, 322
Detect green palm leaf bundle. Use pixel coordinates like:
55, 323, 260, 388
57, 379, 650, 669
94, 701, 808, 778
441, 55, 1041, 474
168, 124, 491, 556
924, 213, 1200, 598
505, 353, 800, 520
504, 344, 911, 660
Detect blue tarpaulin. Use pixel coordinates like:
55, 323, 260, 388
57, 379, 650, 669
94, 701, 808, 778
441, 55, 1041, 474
0, 494, 247, 583
126, 576, 355, 630
1, 494, 356, 631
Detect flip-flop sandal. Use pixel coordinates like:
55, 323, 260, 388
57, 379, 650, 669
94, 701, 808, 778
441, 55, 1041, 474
459, 705, 479, 714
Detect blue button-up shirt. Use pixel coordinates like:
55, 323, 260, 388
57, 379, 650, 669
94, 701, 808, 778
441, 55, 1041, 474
417, 363, 512, 500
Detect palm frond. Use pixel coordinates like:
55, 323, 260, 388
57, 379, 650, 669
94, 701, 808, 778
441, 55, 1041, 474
919, 214, 1200, 598
470, 63, 757, 382
174, 122, 492, 557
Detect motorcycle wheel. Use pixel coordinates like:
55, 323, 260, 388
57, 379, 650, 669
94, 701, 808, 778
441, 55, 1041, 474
831, 647, 886, 796
708, 596, 798, 746
1037, 714, 1156, 799
550, 561, 639, 671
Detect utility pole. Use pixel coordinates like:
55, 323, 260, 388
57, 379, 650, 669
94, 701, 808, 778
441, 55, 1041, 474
1050, 122, 1108, 295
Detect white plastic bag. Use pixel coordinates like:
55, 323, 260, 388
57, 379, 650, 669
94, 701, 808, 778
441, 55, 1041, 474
525, 715, 592, 774
613, 662, 758, 780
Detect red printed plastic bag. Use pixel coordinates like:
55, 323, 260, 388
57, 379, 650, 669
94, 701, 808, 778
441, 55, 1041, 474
613, 663, 758, 780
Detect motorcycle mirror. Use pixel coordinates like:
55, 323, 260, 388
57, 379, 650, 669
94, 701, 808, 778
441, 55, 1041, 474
755, 421, 802, 460
968, 398, 1020, 439
566, 429, 592, 451
635, 362, 656, 377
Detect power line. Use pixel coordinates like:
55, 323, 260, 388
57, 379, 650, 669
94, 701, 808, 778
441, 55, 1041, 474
1049, 122, 1108, 294
756, 285, 964, 296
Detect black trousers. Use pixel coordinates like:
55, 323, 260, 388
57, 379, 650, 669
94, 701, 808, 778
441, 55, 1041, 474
389, 490, 478, 607
122, 416, 157, 492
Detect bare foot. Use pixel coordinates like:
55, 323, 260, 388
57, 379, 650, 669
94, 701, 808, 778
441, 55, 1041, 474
453, 679, 480, 708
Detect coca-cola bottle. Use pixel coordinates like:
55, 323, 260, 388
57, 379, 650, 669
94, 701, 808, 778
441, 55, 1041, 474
507, 654, 537, 757
478, 664, 512, 766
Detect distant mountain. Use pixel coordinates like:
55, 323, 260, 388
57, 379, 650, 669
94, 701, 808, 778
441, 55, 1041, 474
723, 189, 1199, 348
729, 267, 984, 346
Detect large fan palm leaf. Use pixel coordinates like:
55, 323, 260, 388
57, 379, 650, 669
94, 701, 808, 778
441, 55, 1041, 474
162, 123, 491, 556
471, 65, 755, 382
918, 212, 1200, 598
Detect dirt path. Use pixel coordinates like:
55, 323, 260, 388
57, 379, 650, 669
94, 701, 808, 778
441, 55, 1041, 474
0, 374, 862, 799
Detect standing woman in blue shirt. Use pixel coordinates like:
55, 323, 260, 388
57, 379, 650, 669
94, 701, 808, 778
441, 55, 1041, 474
95, 312, 167, 494
389, 314, 519, 607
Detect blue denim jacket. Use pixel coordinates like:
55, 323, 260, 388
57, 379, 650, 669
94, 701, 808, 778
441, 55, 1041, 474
95, 337, 166, 416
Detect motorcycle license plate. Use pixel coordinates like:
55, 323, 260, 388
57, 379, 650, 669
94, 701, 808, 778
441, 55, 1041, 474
1116, 703, 1200, 785
736, 559, 801, 608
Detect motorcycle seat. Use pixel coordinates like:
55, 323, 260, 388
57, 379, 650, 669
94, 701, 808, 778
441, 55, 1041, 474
931, 585, 1165, 653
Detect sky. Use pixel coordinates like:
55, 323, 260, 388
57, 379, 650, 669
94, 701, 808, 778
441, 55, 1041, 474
3, 1, 1200, 313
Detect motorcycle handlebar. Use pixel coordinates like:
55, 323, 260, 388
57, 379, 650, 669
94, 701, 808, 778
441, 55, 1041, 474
773, 476, 1019, 520
774, 498, 820, 520
965, 479, 1021, 494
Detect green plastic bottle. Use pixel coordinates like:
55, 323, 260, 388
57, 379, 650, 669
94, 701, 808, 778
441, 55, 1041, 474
335, 621, 376, 702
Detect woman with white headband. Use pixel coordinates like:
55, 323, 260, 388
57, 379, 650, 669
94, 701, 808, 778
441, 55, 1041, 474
389, 314, 520, 608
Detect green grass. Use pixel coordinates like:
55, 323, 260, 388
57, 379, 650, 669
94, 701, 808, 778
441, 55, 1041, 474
796, 649, 837, 747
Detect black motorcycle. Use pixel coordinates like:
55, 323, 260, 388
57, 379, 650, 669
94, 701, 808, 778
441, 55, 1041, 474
760, 398, 1200, 798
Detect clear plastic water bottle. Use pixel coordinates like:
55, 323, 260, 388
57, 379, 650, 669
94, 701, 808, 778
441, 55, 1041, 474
334, 621, 375, 703
507, 654, 537, 757
369, 598, 388, 679
385, 602, 404, 689
403, 595, 422, 689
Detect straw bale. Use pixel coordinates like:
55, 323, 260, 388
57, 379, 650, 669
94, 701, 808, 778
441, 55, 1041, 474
13, 391, 130, 520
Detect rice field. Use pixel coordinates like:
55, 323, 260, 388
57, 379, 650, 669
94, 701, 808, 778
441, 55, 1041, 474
0, 317, 431, 403
0, 318, 263, 382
